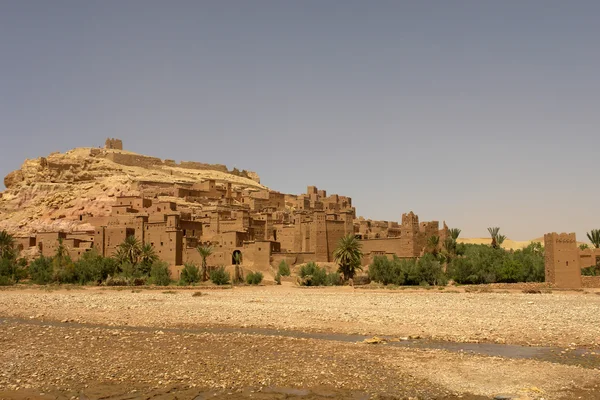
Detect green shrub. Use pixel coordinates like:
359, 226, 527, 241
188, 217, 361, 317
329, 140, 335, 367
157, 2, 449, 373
210, 266, 230, 285
368, 256, 407, 286
0, 276, 14, 286
245, 271, 264, 285
29, 256, 54, 284
409, 253, 447, 286
278, 260, 291, 276
447, 243, 545, 284
74, 249, 117, 284
274, 272, 281, 285
298, 262, 340, 286
180, 263, 200, 285
148, 261, 171, 286
0, 256, 26, 283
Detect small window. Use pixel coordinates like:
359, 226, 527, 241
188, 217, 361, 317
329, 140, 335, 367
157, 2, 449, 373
161, 242, 164, 246
258, 247, 262, 251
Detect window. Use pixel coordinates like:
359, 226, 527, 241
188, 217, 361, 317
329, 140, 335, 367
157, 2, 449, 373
161, 242, 164, 246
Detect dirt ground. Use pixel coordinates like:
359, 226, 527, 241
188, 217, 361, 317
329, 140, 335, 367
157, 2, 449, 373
1, 285, 600, 399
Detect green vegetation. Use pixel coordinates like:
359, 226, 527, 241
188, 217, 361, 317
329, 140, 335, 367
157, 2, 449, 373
233, 252, 243, 283
148, 260, 171, 286
488, 227, 500, 249
274, 272, 282, 285
196, 244, 214, 281
587, 230, 600, 249
0, 230, 26, 285
369, 254, 446, 286
278, 260, 291, 276
298, 262, 340, 286
179, 263, 200, 285
245, 271, 264, 285
210, 266, 231, 285
369, 242, 545, 286
333, 234, 363, 281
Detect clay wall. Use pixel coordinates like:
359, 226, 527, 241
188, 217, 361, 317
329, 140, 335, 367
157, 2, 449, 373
581, 276, 600, 288
37, 232, 67, 257
14, 237, 36, 252
104, 152, 162, 168
579, 248, 600, 269
544, 233, 581, 288
179, 161, 229, 173
325, 220, 347, 262
271, 252, 318, 267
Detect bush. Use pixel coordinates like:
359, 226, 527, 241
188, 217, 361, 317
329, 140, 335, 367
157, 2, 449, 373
103, 275, 131, 286
0, 276, 15, 286
180, 263, 200, 285
369, 255, 446, 286
0, 256, 27, 284
447, 243, 545, 284
74, 250, 117, 284
278, 260, 291, 276
148, 261, 171, 286
408, 254, 447, 286
368, 256, 407, 286
210, 266, 230, 285
274, 272, 281, 285
29, 256, 54, 284
245, 271, 264, 285
298, 262, 340, 286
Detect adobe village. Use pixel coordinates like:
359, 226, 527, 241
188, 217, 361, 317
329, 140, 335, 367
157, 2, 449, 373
2, 140, 600, 400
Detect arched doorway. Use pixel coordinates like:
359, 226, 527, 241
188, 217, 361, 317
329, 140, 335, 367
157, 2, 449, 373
232, 250, 242, 265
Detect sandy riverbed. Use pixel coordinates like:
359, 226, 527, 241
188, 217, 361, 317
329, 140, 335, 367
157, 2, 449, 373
1, 285, 600, 399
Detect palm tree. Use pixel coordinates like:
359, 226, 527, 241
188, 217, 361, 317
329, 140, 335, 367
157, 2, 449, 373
139, 243, 158, 274
0, 230, 15, 259
233, 251, 243, 283
449, 228, 461, 241
55, 237, 69, 263
115, 235, 142, 265
497, 234, 507, 247
333, 234, 363, 281
443, 237, 455, 253
587, 229, 600, 249
427, 235, 440, 256
488, 227, 500, 249
197, 244, 214, 281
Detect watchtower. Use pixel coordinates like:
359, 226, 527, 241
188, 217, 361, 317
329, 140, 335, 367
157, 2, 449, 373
544, 232, 581, 288
105, 138, 123, 150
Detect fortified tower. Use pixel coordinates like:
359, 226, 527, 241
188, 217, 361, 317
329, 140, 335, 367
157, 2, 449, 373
400, 211, 420, 256
544, 232, 581, 288
105, 138, 123, 150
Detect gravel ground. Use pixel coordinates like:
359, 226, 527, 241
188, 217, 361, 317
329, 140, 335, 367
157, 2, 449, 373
1, 319, 600, 399
1, 286, 599, 348
2, 286, 600, 399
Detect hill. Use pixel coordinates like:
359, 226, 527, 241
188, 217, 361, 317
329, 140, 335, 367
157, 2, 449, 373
0, 146, 263, 235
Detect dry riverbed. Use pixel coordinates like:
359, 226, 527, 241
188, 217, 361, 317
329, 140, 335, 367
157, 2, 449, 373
1, 285, 600, 399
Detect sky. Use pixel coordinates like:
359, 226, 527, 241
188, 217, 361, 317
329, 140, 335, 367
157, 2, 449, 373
1, 1, 599, 241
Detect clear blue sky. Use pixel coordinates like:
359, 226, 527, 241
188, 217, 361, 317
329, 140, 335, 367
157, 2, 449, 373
1, 1, 599, 241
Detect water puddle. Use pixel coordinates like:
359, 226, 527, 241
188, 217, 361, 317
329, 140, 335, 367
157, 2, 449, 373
2, 316, 599, 369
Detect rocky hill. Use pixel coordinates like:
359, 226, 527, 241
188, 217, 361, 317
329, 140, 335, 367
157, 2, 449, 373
0, 146, 263, 235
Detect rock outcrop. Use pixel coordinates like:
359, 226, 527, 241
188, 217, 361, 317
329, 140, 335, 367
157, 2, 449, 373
0, 147, 263, 235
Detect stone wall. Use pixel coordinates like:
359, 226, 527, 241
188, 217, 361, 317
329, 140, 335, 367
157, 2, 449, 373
581, 276, 600, 288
